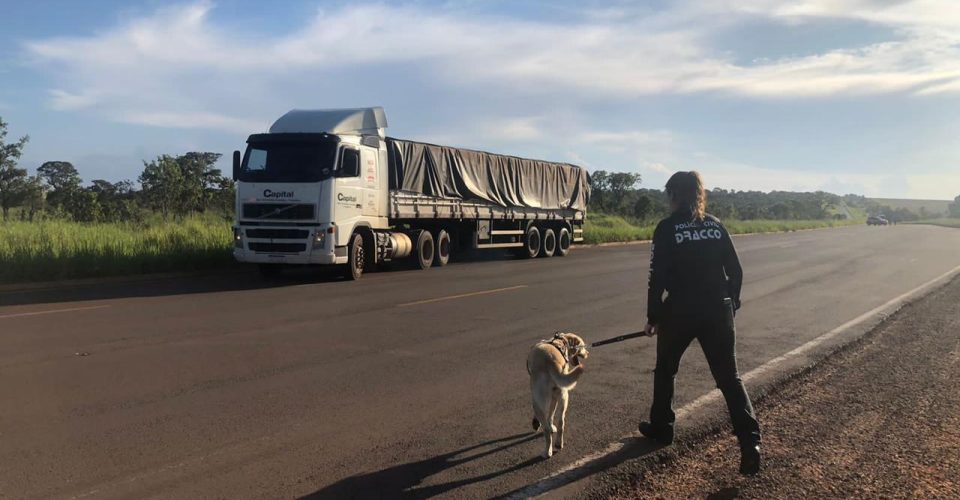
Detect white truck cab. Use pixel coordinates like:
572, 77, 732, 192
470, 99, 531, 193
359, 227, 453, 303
232, 108, 390, 268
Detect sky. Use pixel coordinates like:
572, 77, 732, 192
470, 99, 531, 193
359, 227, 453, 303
2, 0, 959, 199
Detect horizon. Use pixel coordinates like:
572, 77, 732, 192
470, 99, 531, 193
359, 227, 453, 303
2, 1, 959, 200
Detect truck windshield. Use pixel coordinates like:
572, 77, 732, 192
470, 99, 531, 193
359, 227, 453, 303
239, 139, 338, 183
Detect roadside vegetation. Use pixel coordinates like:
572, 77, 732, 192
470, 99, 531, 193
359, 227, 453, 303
584, 214, 864, 245
0, 216, 232, 283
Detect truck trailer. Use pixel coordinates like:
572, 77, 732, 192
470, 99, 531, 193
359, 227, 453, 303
231, 107, 590, 280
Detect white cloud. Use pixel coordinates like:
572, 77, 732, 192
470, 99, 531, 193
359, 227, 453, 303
116, 111, 267, 134
22, 1, 960, 135
48, 89, 98, 111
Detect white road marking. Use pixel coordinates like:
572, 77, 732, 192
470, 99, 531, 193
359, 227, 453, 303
0, 305, 110, 320
509, 263, 960, 499
397, 285, 528, 307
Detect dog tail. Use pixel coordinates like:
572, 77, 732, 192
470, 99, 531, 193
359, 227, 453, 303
550, 365, 585, 389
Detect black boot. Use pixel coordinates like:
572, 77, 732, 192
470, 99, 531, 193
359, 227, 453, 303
638, 421, 674, 445
740, 444, 761, 475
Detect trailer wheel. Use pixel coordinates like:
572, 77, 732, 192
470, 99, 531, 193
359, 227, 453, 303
557, 227, 572, 257
346, 232, 366, 280
540, 227, 556, 258
415, 230, 435, 270
523, 225, 541, 259
434, 229, 451, 267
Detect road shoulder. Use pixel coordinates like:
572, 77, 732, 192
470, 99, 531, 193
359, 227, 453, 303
592, 276, 960, 499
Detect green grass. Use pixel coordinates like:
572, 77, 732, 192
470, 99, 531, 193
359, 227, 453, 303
1, 212, 871, 284
0, 216, 233, 284
907, 218, 960, 228
583, 213, 865, 245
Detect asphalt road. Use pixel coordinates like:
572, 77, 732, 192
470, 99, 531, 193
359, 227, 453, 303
2, 225, 960, 499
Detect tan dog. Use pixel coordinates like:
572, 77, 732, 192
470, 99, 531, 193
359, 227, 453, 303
526, 332, 589, 458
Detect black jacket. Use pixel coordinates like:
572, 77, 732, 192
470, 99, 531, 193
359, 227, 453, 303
646, 209, 743, 325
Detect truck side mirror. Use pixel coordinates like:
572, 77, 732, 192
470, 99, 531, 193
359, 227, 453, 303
232, 150, 241, 180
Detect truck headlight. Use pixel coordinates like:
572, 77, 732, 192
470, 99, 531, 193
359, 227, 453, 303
233, 227, 243, 248
312, 230, 325, 249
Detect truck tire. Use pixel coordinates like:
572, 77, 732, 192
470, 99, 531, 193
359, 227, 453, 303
415, 230, 435, 270
523, 225, 541, 259
557, 227, 571, 257
540, 227, 556, 258
434, 229, 451, 267
346, 232, 366, 280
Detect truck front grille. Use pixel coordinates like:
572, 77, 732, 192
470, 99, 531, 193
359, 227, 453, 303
248, 242, 307, 253
245, 229, 310, 239
242, 203, 315, 220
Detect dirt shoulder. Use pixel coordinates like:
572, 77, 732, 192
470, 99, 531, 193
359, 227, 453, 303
598, 276, 960, 499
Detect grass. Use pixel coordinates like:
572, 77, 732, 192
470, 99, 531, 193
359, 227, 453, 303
906, 218, 960, 228
1, 212, 870, 284
0, 216, 233, 284
583, 213, 865, 245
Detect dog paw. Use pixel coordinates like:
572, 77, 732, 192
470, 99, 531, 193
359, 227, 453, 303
551, 424, 558, 433
542, 449, 553, 459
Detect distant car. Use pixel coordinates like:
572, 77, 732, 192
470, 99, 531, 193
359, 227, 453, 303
867, 216, 889, 226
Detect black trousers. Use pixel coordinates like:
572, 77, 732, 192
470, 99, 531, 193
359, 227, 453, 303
649, 301, 761, 447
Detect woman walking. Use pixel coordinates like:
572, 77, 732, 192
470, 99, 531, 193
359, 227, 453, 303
639, 171, 762, 475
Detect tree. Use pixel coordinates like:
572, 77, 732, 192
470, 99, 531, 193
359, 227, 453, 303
0, 117, 30, 220
950, 195, 960, 218
90, 179, 135, 222
18, 175, 45, 222
607, 172, 642, 212
37, 161, 82, 211
139, 155, 184, 218
632, 194, 653, 220
138, 152, 227, 218
589, 170, 610, 212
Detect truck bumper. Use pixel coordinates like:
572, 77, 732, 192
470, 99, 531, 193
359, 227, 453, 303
232, 224, 347, 266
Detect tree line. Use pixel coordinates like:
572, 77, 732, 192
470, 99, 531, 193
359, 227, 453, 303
589, 170, 955, 223
0, 117, 233, 222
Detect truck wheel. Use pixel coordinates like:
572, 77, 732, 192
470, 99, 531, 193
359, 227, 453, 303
415, 230, 435, 270
346, 232, 366, 280
557, 227, 571, 257
523, 225, 541, 259
434, 229, 451, 267
540, 227, 556, 258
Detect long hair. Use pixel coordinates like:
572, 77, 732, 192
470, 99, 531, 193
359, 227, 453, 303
665, 171, 706, 220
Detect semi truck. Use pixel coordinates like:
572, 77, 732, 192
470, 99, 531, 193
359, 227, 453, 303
231, 107, 590, 280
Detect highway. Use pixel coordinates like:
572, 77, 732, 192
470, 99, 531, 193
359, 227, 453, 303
2, 224, 959, 499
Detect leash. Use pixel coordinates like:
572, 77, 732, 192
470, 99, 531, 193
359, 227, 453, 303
590, 331, 647, 347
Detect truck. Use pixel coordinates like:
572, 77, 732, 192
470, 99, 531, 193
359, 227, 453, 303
231, 107, 590, 280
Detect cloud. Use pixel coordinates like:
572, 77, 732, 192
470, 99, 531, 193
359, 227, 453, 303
48, 89, 98, 111
22, 1, 960, 134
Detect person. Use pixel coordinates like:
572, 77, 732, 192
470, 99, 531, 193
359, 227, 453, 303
638, 171, 762, 475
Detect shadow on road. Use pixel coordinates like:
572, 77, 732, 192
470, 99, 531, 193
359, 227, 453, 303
300, 432, 540, 499
493, 435, 665, 499
0, 251, 527, 307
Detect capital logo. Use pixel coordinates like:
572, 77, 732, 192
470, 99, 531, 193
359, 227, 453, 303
337, 193, 358, 202
263, 189, 294, 198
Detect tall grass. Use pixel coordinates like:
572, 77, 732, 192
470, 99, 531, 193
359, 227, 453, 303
0, 216, 233, 284
583, 213, 865, 245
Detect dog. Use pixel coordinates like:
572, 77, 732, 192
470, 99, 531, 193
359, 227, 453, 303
526, 332, 589, 458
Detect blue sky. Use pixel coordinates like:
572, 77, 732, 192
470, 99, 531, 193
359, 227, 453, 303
2, 0, 959, 199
